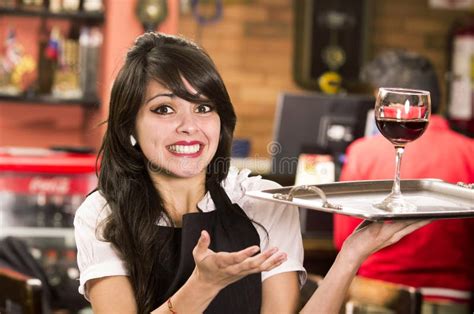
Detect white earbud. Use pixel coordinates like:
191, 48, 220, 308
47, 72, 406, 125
130, 135, 137, 146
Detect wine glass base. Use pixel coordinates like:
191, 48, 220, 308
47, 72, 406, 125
373, 194, 417, 212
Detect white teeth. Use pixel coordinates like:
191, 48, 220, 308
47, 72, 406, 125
168, 144, 200, 154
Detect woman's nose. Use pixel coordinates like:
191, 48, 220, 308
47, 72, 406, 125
176, 112, 198, 134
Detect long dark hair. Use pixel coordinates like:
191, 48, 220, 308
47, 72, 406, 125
97, 32, 236, 313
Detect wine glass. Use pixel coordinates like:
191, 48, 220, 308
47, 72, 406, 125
374, 87, 431, 211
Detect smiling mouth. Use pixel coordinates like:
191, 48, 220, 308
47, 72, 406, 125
167, 144, 202, 154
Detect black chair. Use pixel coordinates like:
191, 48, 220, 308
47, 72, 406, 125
0, 267, 43, 314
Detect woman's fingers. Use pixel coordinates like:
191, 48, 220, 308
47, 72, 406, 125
361, 219, 431, 253
227, 247, 287, 275
349, 219, 432, 257
215, 246, 274, 269
214, 246, 260, 268
211, 246, 287, 274
365, 219, 428, 238
259, 251, 287, 271
384, 219, 431, 246
192, 230, 212, 260
382, 219, 430, 237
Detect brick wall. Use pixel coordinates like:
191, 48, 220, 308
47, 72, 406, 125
370, 0, 467, 114
178, 0, 468, 157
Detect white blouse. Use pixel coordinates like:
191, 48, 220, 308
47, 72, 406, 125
74, 167, 307, 298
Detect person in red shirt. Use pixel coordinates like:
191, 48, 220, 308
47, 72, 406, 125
334, 50, 474, 313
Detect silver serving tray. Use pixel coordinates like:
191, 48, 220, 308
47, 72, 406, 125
245, 179, 474, 221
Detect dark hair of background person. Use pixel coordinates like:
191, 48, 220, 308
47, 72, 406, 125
96, 32, 237, 313
360, 50, 441, 114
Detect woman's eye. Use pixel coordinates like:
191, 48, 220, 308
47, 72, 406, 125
195, 104, 214, 113
152, 105, 175, 115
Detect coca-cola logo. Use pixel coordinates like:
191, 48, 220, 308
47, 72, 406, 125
29, 177, 71, 194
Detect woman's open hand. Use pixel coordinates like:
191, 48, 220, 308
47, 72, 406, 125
191, 230, 287, 290
342, 219, 431, 264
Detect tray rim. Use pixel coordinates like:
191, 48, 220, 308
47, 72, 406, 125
245, 179, 474, 221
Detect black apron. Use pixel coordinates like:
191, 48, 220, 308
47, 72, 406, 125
151, 182, 262, 313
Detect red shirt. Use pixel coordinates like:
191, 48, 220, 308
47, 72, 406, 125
334, 115, 474, 291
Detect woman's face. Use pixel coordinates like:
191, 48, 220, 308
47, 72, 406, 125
135, 78, 221, 178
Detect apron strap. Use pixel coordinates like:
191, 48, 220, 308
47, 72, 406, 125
207, 180, 235, 210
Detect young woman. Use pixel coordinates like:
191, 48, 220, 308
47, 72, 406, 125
74, 32, 429, 314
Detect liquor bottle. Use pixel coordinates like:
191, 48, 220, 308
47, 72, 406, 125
38, 27, 60, 94
448, 13, 474, 136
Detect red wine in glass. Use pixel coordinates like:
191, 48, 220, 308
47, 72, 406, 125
373, 88, 431, 212
376, 118, 429, 146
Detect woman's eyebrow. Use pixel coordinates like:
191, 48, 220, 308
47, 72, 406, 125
146, 92, 174, 104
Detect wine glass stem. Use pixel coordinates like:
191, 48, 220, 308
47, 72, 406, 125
391, 146, 405, 197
